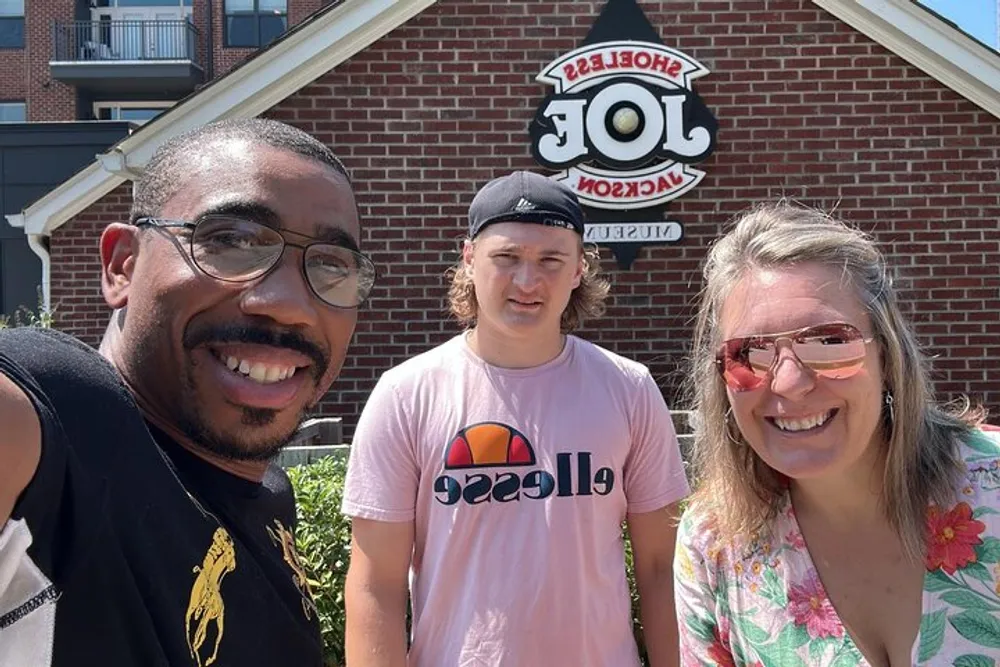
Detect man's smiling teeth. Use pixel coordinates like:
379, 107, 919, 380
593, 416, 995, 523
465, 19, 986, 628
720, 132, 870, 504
773, 410, 834, 432
224, 356, 297, 384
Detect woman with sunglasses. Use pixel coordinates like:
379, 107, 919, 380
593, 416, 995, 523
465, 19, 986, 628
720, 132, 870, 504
673, 202, 1000, 666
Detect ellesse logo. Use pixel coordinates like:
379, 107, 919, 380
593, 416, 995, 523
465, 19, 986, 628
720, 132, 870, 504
434, 422, 615, 506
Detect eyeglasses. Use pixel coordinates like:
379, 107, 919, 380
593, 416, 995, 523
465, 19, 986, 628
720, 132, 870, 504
715, 322, 874, 392
134, 215, 377, 309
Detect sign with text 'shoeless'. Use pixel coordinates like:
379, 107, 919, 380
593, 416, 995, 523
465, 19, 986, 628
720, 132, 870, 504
529, 0, 718, 267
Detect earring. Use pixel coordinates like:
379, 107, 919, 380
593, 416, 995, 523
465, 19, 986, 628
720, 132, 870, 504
724, 407, 743, 446
883, 391, 895, 426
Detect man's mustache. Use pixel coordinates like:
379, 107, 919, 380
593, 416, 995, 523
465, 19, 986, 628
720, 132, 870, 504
183, 323, 328, 381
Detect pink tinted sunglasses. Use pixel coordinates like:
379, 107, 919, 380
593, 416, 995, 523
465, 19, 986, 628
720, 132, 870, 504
716, 322, 874, 391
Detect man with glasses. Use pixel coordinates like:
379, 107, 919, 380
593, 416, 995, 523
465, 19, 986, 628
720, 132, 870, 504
0, 118, 373, 666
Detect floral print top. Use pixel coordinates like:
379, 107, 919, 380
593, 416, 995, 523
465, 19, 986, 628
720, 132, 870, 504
674, 428, 1000, 666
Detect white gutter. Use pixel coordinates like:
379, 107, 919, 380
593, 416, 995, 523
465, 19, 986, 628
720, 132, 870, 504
15, 163, 126, 237
98, 147, 143, 179
4, 213, 51, 312
26, 234, 51, 313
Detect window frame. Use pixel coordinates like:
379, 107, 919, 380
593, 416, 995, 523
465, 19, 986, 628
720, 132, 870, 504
0, 101, 27, 123
0, 0, 24, 49
93, 100, 173, 124
93, 0, 191, 7
223, 0, 287, 48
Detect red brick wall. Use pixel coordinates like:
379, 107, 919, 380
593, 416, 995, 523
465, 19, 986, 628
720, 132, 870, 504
49, 183, 131, 342
50, 0, 1000, 436
0, 47, 25, 107
4, 0, 77, 120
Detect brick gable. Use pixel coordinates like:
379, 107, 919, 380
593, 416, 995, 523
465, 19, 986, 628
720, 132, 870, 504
50, 0, 1000, 435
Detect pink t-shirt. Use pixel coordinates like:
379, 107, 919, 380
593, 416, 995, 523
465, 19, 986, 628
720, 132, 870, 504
342, 333, 690, 667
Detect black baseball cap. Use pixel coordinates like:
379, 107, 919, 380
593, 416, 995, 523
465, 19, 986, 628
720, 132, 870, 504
468, 171, 585, 238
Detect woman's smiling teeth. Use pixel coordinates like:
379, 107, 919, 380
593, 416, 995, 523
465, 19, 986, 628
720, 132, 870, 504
223, 355, 297, 384
772, 410, 835, 432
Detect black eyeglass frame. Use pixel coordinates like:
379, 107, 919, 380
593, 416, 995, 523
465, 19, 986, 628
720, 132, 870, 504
134, 215, 377, 309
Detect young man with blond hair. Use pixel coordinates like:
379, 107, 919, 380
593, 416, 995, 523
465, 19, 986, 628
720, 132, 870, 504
342, 170, 688, 666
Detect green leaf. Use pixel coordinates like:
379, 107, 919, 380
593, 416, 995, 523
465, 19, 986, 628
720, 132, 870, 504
974, 507, 1000, 520
963, 562, 995, 583
830, 648, 862, 667
953, 655, 996, 667
808, 637, 831, 663
683, 613, 717, 644
774, 620, 811, 651
760, 566, 787, 606
926, 570, 958, 592
757, 643, 807, 667
976, 537, 1000, 565
737, 618, 770, 644
949, 610, 1000, 648
731, 639, 749, 666
917, 609, 947, 661
941, 590, 1000, 611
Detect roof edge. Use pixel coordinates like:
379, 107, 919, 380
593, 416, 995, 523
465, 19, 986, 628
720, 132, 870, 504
8, 164, 127, 235
812, 0, 1000, 119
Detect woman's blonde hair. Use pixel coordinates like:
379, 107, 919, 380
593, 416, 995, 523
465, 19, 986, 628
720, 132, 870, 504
447, 237, 610, 333
687, 200, 982, 560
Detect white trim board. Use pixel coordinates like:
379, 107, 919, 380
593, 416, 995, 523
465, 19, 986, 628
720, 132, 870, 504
812, 0, 1000, 119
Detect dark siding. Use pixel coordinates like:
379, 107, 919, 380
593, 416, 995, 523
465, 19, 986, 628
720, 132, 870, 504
0, 122, 132, 317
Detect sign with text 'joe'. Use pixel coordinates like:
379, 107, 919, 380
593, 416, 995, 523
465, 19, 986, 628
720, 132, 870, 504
529, 0, 718, 267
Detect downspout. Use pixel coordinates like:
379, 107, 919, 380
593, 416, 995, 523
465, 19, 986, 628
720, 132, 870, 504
26, 234, 51, 313
4, 213, 51, 315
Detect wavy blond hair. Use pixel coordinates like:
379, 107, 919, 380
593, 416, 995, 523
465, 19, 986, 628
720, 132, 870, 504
686, 201, 982, 560
447, 237, 609, 333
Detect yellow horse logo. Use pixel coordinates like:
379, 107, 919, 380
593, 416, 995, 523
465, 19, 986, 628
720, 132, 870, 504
185, 527, 237, 667
266, 519, 317, 619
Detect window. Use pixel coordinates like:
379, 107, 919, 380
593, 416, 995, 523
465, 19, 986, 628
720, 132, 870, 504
0, 0, 24, 48
94, 102, 171, 124
94, 0, 192, 6
0, 102, 26, 122
225, 0, 287, 48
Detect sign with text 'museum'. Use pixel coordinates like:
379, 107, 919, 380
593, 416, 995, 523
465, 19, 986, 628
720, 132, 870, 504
529, 0, 718, 267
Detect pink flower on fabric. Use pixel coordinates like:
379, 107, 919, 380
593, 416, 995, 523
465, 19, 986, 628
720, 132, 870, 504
785, 530, 806, 549
787, 570, 843, 639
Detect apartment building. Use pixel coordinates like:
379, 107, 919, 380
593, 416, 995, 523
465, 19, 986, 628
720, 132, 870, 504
0, 0, 328, 124
0, 0, 325, 317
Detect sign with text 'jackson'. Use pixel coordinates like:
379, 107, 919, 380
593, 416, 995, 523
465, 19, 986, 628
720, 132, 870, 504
529, 0, 718, 267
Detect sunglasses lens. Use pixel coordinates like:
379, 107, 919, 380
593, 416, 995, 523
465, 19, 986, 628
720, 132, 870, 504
717, 338, 769, 391
717, 323, 869, 390
792, 324, 867, 379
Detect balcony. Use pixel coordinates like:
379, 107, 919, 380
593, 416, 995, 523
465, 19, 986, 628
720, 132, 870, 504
50, 20, 203, 97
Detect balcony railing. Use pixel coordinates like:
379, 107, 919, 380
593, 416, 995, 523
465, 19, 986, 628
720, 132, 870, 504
52, 20, 201, 65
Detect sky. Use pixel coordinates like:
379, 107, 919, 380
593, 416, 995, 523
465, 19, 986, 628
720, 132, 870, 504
918, 0, 999, 49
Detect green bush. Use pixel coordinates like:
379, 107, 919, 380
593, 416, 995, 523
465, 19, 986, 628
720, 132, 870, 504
286, 456, 352, 667
287, 455, 647, 667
